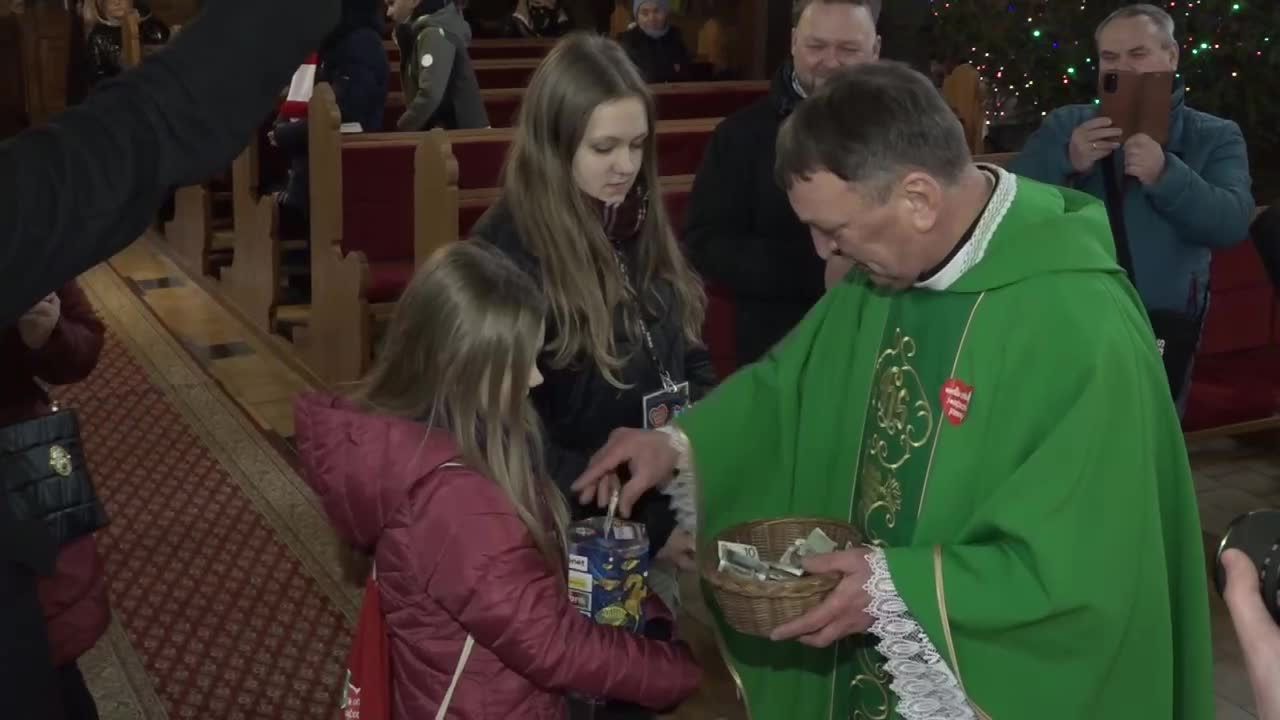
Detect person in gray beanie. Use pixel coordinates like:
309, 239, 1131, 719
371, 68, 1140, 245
618, 0, 691, 83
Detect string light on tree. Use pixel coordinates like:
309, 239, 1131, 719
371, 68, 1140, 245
927, 0, 1278, 150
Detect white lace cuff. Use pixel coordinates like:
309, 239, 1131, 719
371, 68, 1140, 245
864, 547, 975, 720
656, 425, 697, 533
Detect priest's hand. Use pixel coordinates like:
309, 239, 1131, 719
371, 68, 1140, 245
1222, 549, 1280, 720
573, 428, 679, 517
769, 547, 874, 647
1124, 133, 1167, 186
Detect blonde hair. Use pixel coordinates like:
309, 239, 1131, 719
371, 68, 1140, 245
354, 242, 568, 570
502, 33, 706, 388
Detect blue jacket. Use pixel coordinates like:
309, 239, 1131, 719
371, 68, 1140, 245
1010, 85, 1253, 314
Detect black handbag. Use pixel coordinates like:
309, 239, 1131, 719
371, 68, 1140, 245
0, 405, 109, 548
1101, 156, 1204, 403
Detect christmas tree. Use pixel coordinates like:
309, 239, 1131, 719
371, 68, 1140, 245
927, 0, 1280, 162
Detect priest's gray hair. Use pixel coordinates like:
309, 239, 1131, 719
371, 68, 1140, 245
1095, 4, 1177, 50
774, 61, 969, 202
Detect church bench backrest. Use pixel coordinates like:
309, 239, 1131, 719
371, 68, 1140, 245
340, 137, 424, 263
479, 80, 768, 127
441, 117, 722, 192
456, 175, 697, 237
383, 38, 554, 64
469, 37, 556, 60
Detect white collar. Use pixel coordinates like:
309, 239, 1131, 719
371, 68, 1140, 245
914, 164, 1017, 291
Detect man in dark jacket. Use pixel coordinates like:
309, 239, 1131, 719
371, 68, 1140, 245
274, 23, 390, 240
0, 0, 340, 714
684, 0, 880, 367
619, 0, 692, 84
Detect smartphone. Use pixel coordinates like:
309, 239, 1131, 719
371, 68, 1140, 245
1098, 70, 1174, 145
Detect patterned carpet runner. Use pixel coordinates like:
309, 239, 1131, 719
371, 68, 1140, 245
61, 332, 350, 719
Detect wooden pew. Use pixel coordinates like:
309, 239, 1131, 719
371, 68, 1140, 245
380, 79, 767, 130
222, 80, 759, 338
299, 84, 720, 384
384, 37, 556, 61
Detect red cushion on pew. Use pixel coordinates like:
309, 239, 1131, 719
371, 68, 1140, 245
469, 44, 550, 60
1199, 285, 1276, 355
454, 141, 510, 190
341, 144, 416, 262
476, 66, 536, 88
665, 190, 691, 234
384, 99, 405, 131
459, 203, 489, 235
1273, 300, 1280, 344
1183, 347, 1280, 432
486, 96, 521, 128
1212, 239, 1270, 292
390, 72, 402, 93
654, 88, 767, 121
703, 284, 737, 380
656, 129, 714, 176
366, 260, 416, 303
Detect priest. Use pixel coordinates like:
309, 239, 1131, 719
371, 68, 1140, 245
572, 61, 1213, 719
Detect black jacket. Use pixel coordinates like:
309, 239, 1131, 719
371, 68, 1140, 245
684, 63, 824, 367
0, 1, 338, 709
473, 201, 717, 554
618, 25, 691, 84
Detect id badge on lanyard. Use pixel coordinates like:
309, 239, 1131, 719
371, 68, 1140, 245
642, 381, 690, 430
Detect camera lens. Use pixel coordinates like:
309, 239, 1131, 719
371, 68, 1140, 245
1103, 72, 1119, 93
1216, 510, 1280, 623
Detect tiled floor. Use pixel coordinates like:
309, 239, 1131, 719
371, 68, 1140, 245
106, 237, 1273, 718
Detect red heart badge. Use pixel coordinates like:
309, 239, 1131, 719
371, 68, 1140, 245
940, 379, 974, 426
648, 404, 670, 428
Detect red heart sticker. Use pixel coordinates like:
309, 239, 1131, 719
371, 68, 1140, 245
941, 379, 974, 426
648, 404, 670, 428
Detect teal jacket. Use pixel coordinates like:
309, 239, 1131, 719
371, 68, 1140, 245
1010, 84, 1253, 314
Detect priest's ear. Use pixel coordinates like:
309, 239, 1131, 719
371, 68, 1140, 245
896, 171, 943, 235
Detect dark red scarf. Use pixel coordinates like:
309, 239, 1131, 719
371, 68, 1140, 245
588, 182, 649, 245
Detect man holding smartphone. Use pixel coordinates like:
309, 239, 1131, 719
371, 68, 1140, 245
1011, 3, 1254, 416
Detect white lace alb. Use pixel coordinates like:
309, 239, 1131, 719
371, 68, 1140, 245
864, 548, 975, 720
657, 425, 697, 533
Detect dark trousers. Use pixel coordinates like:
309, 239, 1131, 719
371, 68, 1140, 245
0, 562, 62, 719
57, 663, 100, 720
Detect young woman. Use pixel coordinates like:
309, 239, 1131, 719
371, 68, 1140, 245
295, 242, 700, 719
472, 34, 715, 576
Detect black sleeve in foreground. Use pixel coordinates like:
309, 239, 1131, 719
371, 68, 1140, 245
0, 0, 340, 325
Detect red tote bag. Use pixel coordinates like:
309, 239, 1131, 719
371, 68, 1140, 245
340, 571, 392, 720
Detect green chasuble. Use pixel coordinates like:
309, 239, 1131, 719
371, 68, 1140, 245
679, 170, 1213, 719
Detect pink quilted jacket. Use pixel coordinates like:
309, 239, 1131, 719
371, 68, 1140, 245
295, 393, 701, 719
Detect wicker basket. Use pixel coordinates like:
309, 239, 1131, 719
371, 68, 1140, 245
701, 517, 862, 638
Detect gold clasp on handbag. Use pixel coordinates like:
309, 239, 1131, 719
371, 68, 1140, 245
49, 445, 73, 477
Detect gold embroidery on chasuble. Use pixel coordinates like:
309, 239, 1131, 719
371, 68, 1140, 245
850, 645, 893, 720
859, 329, 934, 545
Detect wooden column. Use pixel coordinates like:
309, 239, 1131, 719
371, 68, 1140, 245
16, 1, 71, 127
0, 4, 26, 138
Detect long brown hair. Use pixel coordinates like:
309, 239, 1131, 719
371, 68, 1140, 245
502, 33, 705, 388
353, 242, 568, 570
